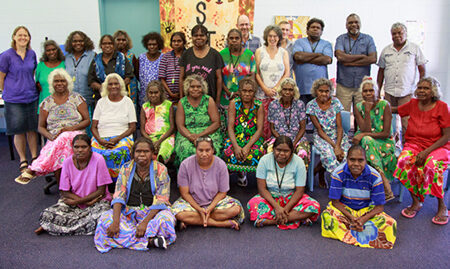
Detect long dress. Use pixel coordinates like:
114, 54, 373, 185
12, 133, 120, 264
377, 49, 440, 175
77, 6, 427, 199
223, 97, 264, 172
142, 99, 175, 163
138, 53, 162, 105
124, 50, 139, 106
306, 98, 351, 173
355, 100, 396, 181
174, 95, 223, 165
94, 160, 176, 253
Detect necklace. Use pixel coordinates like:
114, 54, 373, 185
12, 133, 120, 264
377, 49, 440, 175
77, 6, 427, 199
273, 155, 287, 191
282, 101, 293, 129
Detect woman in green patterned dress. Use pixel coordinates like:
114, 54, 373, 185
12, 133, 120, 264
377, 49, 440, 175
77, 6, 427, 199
174, 75, 222, 166
352, 77, 395, 201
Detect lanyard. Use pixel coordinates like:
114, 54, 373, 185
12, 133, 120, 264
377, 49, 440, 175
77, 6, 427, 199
72, 53, 86, 71
273, 155, 287, 191
171, 50, 180, 84
347, 37, 358, 54
309, 39, 320, 53
229, 48, 242, 73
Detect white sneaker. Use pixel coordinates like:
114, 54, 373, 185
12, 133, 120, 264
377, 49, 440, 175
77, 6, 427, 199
237, 172, 247, 187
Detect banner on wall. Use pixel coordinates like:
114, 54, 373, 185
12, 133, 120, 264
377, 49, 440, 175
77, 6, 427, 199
159, 0, 255, 52
274, 16, 310, 41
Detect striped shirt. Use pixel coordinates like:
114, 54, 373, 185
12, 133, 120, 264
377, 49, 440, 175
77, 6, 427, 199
329, 162, 385, 210
158, 50, 181, 101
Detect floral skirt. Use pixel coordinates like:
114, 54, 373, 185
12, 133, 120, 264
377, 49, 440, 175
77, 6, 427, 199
359, 135, 397, 181
266, 138, 311, 166
29, 131, 83, 176
174, 129, 222, 166
39, 199, 110, 236
394, 143, 449, 202
321, 202, 397, 249
94, 208, 176, 253
247, 193, 320, 230
148, 134, 175, 163
171, 196, 245, 224
92, 136, 133, 181
223, 137, 265, 172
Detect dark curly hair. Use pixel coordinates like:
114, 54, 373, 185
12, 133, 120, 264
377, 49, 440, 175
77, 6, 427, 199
40, 40, 65, 62
141, 32, 164, 50
307, 18, 325, 30
64, 31, 95, 53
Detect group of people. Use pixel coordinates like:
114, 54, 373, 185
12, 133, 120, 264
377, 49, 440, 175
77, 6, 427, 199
0, 12, 448, 252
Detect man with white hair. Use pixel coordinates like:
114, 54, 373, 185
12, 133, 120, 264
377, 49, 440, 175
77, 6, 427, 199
377, 22, 427, 137
236, 14, 261, 54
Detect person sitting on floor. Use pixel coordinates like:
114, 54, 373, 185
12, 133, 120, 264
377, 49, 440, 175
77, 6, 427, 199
171, 136, 245, 231
15, 69, 90, 184
247, 135, 321, 229
94, 137, 176, 253
35, 134, 112, 235
321, 145, 397, 249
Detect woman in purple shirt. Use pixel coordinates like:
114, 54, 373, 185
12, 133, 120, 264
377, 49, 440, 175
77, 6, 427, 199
171, 136, 245, 230
0, 26, 39, 172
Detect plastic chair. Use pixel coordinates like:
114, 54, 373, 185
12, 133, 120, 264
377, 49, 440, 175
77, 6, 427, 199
307, 111, 351, 192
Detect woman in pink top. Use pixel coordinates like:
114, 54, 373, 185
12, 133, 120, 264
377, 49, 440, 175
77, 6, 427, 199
393, 77, 450, 225
35, 134, 112, 235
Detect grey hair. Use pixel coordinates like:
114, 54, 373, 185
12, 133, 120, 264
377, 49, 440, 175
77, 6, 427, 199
183, 74, 208, 96
359, 76, 379, 97
48, 69, 74, 94
277, 78, 300, 100
391, 22, 407, 33
101, 73, 127, 97
311, 78, 333, 97
415, 77, 442, 101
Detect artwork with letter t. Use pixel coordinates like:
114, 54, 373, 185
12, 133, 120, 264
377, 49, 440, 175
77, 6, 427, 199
159, 0, 255, 52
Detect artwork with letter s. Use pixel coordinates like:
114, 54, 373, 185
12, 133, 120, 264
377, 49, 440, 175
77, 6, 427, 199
275, 16, 310, 41
159, 0, 256, 52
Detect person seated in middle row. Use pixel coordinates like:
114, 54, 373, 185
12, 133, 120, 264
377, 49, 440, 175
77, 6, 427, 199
94, 137, 176, 253
91, 73, 137, 182
306, 78, 351, 188
171, 136, 245, 230
248, 136, 321, 229
140, 80, 175, 164
321, 145, 397, 249
223, 77, 265, 187
175, 74, 222, 166
268, 77, 310, 165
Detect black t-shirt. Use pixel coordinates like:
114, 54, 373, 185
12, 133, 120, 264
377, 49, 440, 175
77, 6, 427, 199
180, 47, 224, 100
127, 173, 153, 207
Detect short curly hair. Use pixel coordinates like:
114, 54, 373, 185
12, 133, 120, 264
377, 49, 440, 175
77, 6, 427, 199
263, 25, 283, 47
183, 75, 208, 96
415, 77, 442, 101
48, 69, 74, 94
101, 73, 127, 97
311, 78, 333, 97
277, 78, 300, 100
146, 80, 166, 104
64, 31, 95, 53
141, 32, 164, 50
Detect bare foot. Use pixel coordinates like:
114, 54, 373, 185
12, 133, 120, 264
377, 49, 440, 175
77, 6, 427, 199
177, 221, 187, 231
34, 226, 45, 235
229, 220, 240, 231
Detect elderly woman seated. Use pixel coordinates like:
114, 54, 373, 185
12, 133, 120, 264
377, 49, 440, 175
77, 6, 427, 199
268, 78, 310, 164
140, 80, 175, 164
392, 77, 449, 225
306, 78, 351, 188
15, 69, 90, 184
35, 134, 112, 235
353, 77, 396, 201
91, 73, 137, 182
175, 75, 222, 166
223, 78, 264, 187
321, 145, 397, 249
172, 136, 245, 230
94, 137, 176, 252
248, 136, 320, 229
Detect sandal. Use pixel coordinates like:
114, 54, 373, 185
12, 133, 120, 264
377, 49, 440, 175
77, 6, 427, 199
401, 204, 423, 219
229, 220, 240, 231
30, 156, 38, 165
15, 170, 36, 185
431, 210, 449, 225
253, 218, 266, 228
19, 160, 28, 172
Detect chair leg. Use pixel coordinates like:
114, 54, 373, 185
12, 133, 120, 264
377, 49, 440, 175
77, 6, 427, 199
399, 184, 405, 203
44, 178, 57, 195
307, 146, 316, 192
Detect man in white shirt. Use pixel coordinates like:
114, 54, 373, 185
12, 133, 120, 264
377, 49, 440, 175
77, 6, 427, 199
377, 22, 427, 136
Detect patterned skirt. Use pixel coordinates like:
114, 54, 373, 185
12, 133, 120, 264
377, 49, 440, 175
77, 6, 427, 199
223, 137, 265, 172
247, 193, 320, 230
171, 196, 245, 224
394, 143, 449, 202
266, 138, 311, 166
174, 130, 222, 166
321, 202, 397, 249
360, 136, 397, 181
148, 134, 175, 163
94, 208, 176, 253
39, 199, 110, 236
29, 131, 83, 176
92, 136, 133, 181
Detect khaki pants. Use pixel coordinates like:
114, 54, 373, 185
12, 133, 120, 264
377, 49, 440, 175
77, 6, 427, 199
336, 83, 363, 112
384, 93, 411, 144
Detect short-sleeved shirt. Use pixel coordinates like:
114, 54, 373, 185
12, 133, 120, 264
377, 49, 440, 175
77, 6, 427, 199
0, 48, 37, 103
40, 92, 84, 136
88, 52, 134, 86
65, 50, 95, 105
139, 53, 163, 104
158, 50, 181, 100
256, 152, 306, 196
268, 99, 307, 142
59, 152, 112, 209
293, 38, 333, 95
180, 47, 224, 100
243, 34, 262, 54
93, 95, 137, 138
335, 33, 377, 88
177, 155, 229, 207
398, 98, 450, 151
329, 162, 385, 210
219, 47, 255, 106
378, 41, 427, 97
306, 98, 343, 137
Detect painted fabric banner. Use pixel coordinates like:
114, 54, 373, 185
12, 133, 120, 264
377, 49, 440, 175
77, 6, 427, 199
274, 16, 310, 41
160, 0, 255, 51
